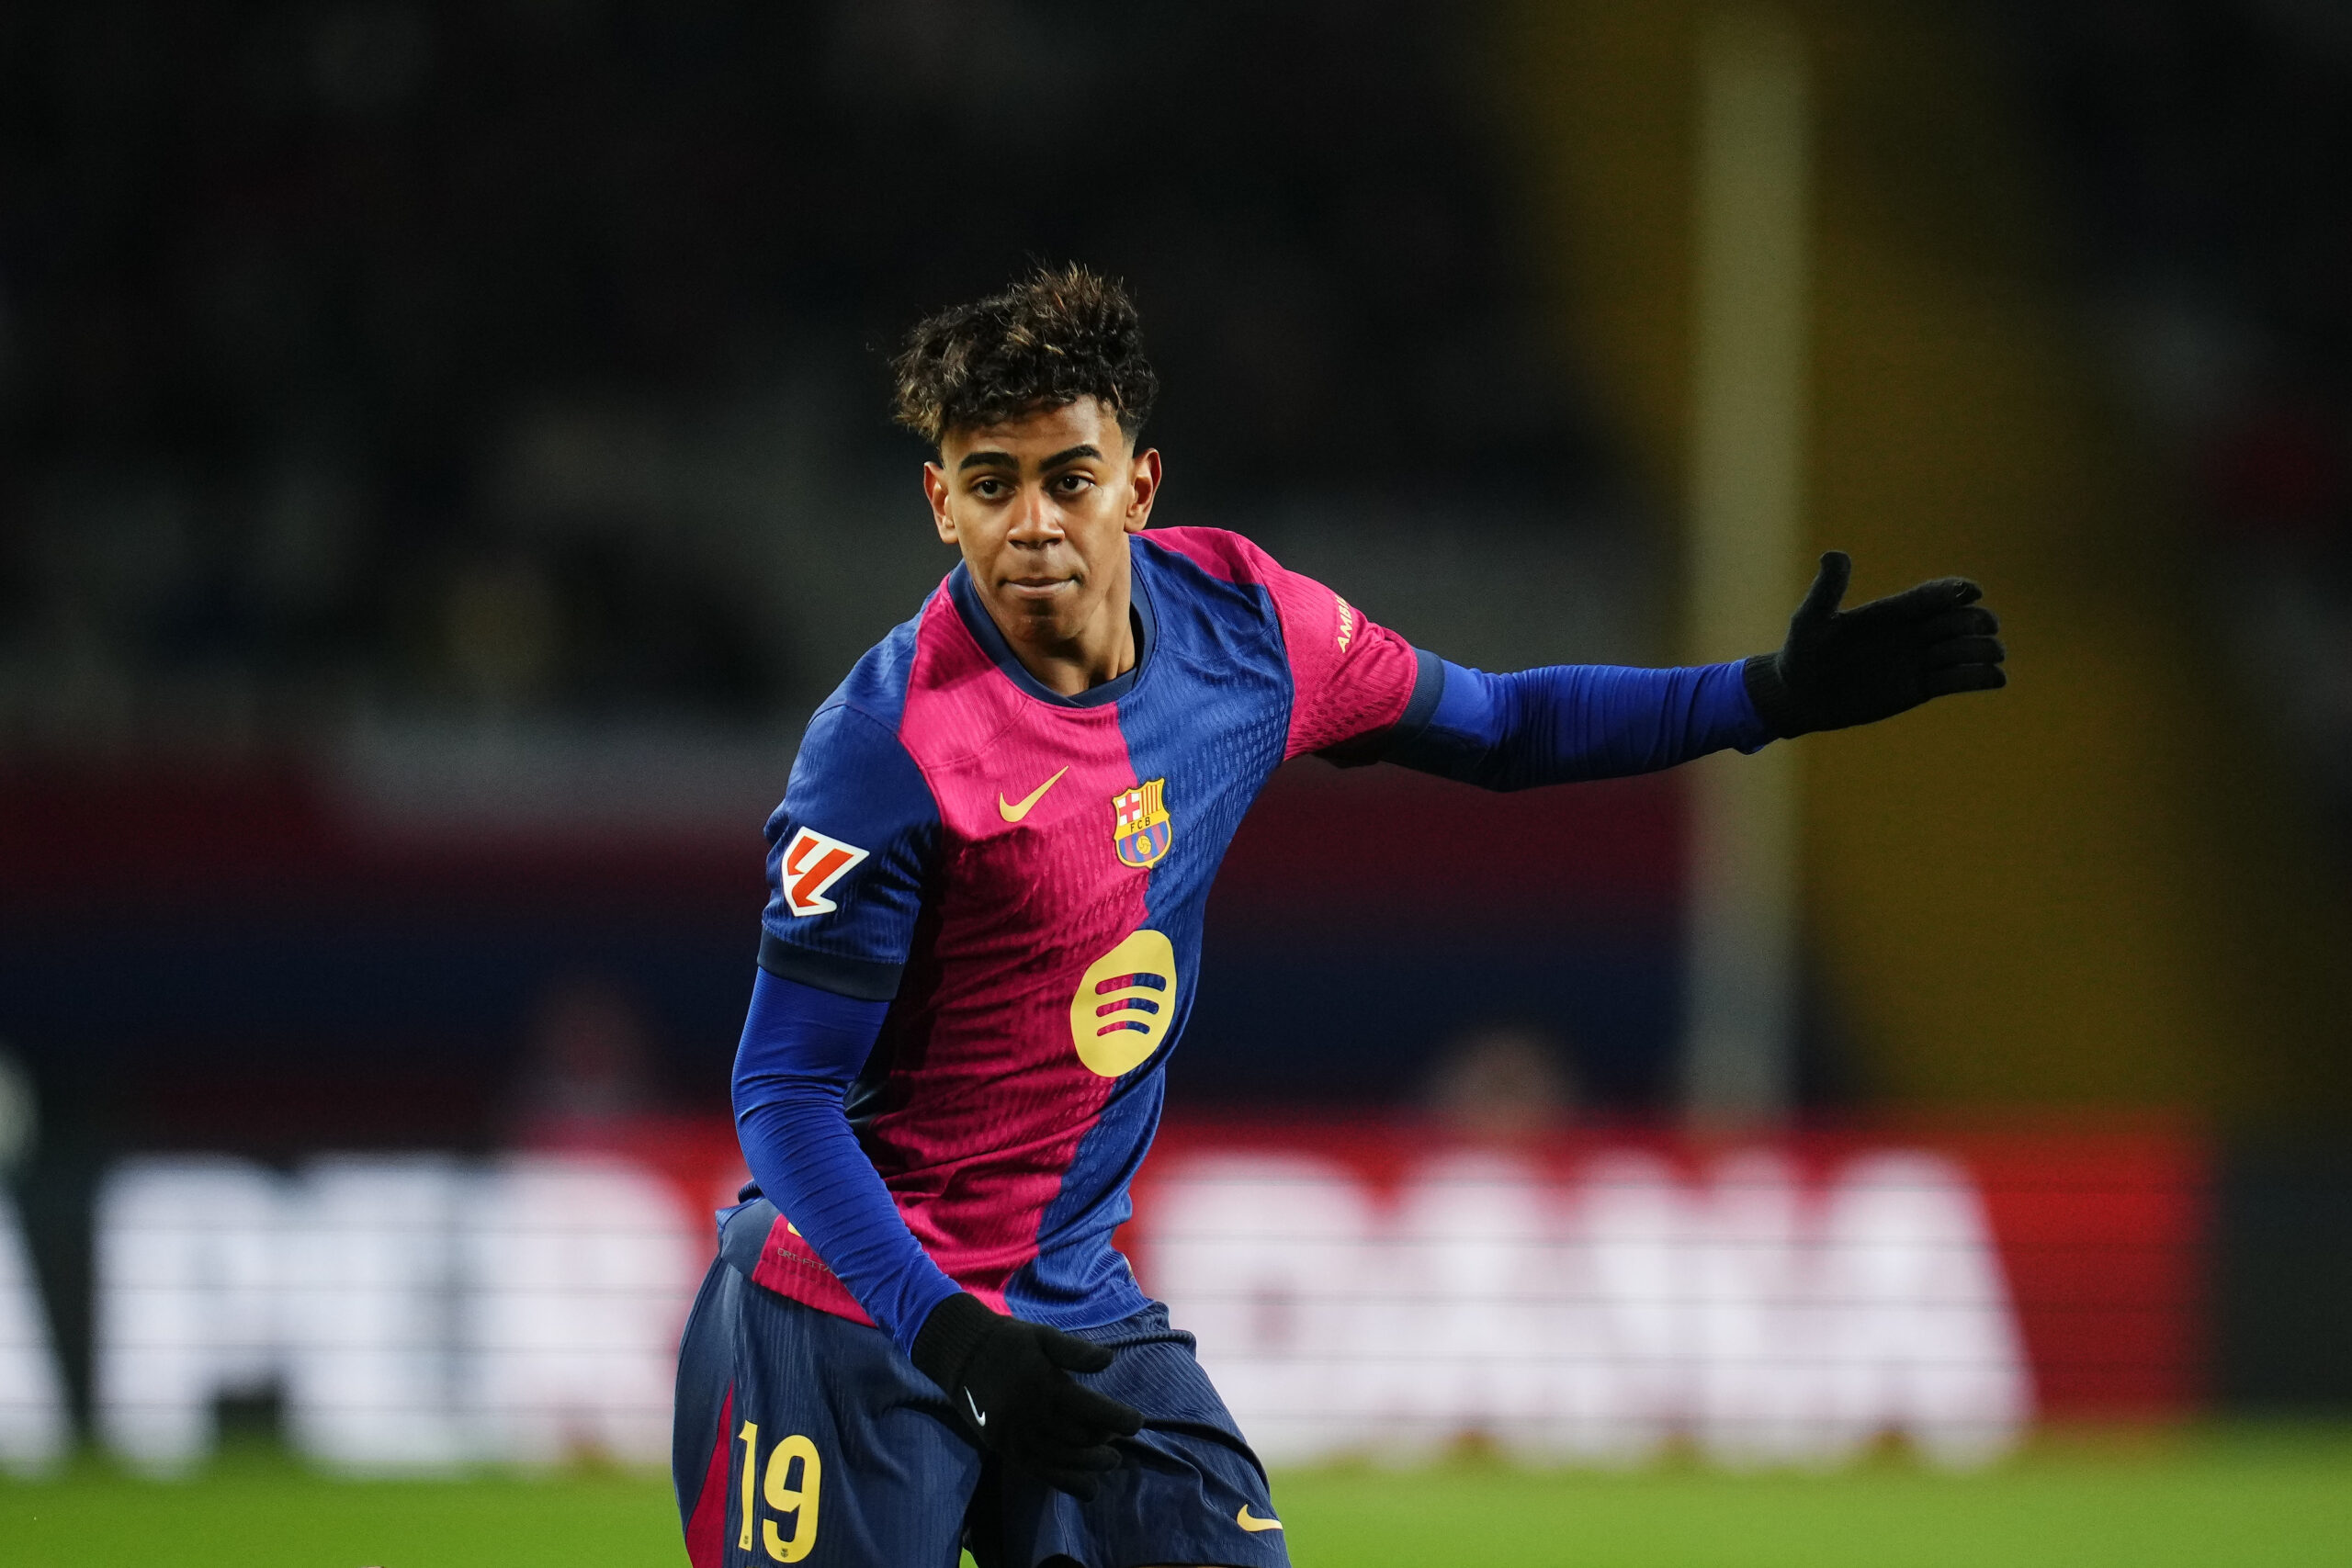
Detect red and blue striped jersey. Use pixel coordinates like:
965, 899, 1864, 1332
745, 528, 1434, 1333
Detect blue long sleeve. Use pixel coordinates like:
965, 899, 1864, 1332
730, 968, 963, 1356
1385, 658, 1773, 789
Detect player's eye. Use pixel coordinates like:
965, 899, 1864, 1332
1053, 473, 1093, 494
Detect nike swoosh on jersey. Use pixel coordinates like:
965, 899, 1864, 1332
966, 1389, 988, 1428
997, 765, 1071, 823
1236, 1506, 1283, 1532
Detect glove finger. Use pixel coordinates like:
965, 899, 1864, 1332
1028, 1464, 1109, 1500
1047, 1381, 1145, 1438
1921, 663, 2007, 696
1792, 550, 1852, 626
1035, 1401, 1136, 1444
1035, 1326, 1116, 1375
1920, 635, 2006, 670
1025, 1437, 1125, 1473
1908, 605, 1999, 644
1851, 576, 1982, 625
1038, 1413, 1112, 1450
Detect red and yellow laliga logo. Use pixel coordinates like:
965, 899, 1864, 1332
1111, 778, 1172, 869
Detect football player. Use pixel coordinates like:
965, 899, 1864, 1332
673, 265, 2004, 1568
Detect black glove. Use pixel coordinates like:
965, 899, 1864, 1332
910, 1292, 1142, 1498
1744, 551, 2007, 738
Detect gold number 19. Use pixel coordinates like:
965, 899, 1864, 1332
734, 1420, 823, 1563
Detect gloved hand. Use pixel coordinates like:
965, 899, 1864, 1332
1744, 551, 2007, 738
910, 1292, 1143, 1498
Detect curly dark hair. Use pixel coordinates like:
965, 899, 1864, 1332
890, 264, 1159, 446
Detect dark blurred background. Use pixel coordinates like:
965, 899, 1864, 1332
5, 0, 2352, 1419
0, 0, 1654, 1149
2016, 2, 2352, 845
0, 0, 1620, 743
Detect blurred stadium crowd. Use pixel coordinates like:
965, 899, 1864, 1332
5, 9, 2352, 804
2016, 1, 2352, 852
0, 0, 1610, 749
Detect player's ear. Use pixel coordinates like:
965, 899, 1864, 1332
923, 461, 958, 545
1124, 447, 1161, 535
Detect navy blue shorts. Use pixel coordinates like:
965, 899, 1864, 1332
673, 1247, 1292, 1568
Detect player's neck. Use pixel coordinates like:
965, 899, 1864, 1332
989, 579, 1137, 697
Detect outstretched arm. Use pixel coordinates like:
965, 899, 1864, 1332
1385, 657, 1771, 788
1383, 551, 2006, 788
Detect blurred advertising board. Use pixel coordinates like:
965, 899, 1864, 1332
1132, 1122, 2203, 1467
27, 1120, 2199, 1475
0, 1199, 69, 1472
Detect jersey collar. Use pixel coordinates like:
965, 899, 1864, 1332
945, 545, 1157, 709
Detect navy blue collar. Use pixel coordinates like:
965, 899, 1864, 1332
946, 545, 1156, 709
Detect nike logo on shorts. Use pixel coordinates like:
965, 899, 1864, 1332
965, 1388, 988, 1428
1237, 1505, 1282, 1532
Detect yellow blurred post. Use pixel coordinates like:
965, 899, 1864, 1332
1494, 0, 2352, 1121
1683, 9, 1809, 1123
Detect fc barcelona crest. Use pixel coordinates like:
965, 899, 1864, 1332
1111, 779, 1172, 869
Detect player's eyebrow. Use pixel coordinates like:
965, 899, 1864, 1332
956, 443, 1102, 473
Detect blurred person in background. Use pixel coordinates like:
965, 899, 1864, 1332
676, 265, 2006, 1568
0, 1046, 35, 1177
1426, 1023, 1578, 1142
506, 976, 663, 1145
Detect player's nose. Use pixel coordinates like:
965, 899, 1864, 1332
1008, 485, 1062, 543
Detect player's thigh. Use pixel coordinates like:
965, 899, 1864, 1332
997, 1419, 1288, 1568
675, 1258, 979, 1567
990, 1303, 1290, 1568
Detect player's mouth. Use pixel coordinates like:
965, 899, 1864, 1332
1001, 575, 1077, 603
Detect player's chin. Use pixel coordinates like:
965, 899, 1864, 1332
996, 579, 1086, 632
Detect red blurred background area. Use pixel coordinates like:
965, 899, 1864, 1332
1130, 1118, 2205, 1423
520, 1111, 2209, 1437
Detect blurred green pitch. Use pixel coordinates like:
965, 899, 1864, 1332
2, 1429, 2346, 1567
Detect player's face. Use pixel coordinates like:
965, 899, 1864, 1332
923, 398, 1161, 670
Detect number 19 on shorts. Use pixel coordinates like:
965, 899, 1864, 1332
737, 1421, 822, 1562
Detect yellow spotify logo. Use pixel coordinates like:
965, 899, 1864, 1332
1069, 929, 1178, 1077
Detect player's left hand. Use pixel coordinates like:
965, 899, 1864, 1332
1742, 550, 2007, 738
911, 1292, 1144, 1498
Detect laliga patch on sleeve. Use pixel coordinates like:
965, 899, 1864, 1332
779, 826, 869, 917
